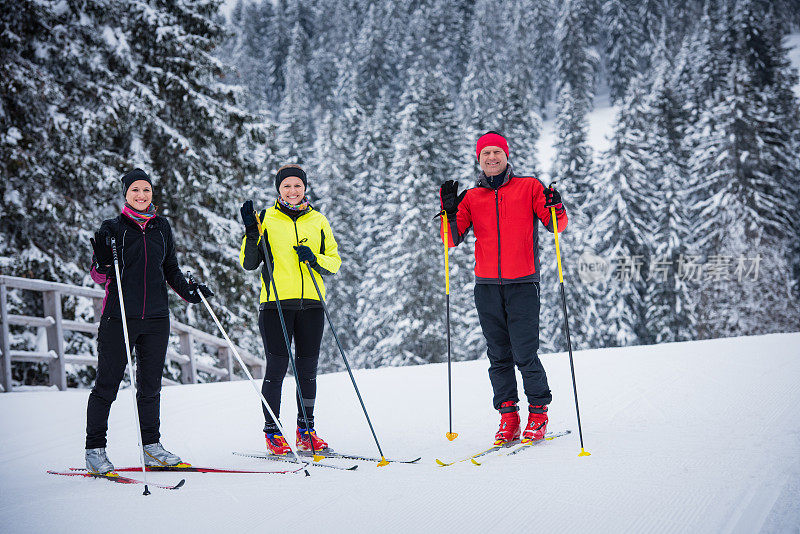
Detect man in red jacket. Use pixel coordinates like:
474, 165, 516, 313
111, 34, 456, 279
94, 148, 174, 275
440, 131, 568, 445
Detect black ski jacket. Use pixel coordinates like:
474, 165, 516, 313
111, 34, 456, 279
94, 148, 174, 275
90, 213, 195, 319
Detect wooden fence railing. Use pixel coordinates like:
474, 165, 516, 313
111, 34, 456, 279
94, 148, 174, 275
0, 275, 264, 392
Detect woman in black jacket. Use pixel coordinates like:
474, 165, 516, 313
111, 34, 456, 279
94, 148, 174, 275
85, 168, 211, 474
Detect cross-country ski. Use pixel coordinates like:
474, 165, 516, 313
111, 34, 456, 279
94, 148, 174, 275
68, 464, 305, 475
232, 451, 358, 472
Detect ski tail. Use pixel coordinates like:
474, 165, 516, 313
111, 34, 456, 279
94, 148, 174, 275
47, 470, 185, 490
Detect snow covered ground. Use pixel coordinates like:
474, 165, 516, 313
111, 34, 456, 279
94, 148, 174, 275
1, 333, 799, 533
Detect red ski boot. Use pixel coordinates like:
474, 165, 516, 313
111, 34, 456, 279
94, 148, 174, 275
522, 405, 548, 443
494, 401, 521, 445
296, 427, 329, 452
265, 432, 291, 455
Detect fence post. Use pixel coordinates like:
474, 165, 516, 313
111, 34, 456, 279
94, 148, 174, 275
255, 360, 265, 380
0, 283, 12, 392
179, 332, 197, 384
92, 297, 103, 324
42, 290, 67, 391
218, 346, 233, 381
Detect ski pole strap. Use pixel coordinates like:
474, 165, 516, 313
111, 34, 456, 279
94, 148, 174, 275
551, 206, 564, 283
254, 209, 264, 237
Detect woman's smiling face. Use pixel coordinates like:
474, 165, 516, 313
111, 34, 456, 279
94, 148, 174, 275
279, 176, 306, 205
125, 180, 153, 211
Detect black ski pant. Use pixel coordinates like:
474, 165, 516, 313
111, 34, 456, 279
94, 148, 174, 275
474, 282, 552, 410
258, 306, 324, 433
86, 316, 170, 449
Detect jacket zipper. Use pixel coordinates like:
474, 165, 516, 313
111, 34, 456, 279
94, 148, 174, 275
141, 227, 147, 319
292, 220, 305, 310
494, 190, 502, 283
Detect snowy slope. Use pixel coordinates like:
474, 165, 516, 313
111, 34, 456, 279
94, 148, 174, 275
1, 333, 799, 533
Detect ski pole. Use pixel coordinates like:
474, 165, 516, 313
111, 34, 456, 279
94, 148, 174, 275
438, 210, 457, 441
548, 185, 590, 457
298, 255, 390, 467
253, 210, 321, 461
109, 237, 153, 495
188, 273, 310, 475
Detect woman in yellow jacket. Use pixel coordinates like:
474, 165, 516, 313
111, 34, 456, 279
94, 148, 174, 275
239, 164, 341, 455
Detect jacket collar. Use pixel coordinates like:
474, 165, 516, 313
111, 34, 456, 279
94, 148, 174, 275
476, 164, 513, 190
120, 212, 158, 230
274, 200, 312, 220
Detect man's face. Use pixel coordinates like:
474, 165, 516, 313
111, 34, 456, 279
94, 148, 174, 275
479, 146, 507, 177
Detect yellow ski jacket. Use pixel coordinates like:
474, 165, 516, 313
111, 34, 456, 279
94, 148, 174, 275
239, 202, 341, 308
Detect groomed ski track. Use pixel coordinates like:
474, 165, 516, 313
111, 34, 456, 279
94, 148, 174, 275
1, 333, 799, 533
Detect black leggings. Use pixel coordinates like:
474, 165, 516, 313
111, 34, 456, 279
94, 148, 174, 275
86, 316, 170, 449
258, 307, 324, 432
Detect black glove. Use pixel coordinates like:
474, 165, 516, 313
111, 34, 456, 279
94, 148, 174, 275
294, 245, 317, 266
240, 200, 258, 233
544, 186, 565, 215
440, 180, 467, 216
90, 231, 113, 272
187, 279, 213, 304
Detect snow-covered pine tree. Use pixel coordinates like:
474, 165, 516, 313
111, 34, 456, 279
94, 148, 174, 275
687, 0, 800, 337
306, 0, 361, 112
575, 77, 654, 348
285, 0, 315, 43
640, 39, 697, 344
502, 0, 544, 175
354, 1, 461, 367
457, 0, 512, 178
351, 89, 404, 364
304, 112, 353, 372
307, 31, 374, 367
351, 3, 393, 113
276, 22, 314, 165
551, 0, 597, 212
602, 0, 643, 105
1, 0, 270, 385
525, 0, 558, 115
544, 0, 599, 352
232, 0, 281, 109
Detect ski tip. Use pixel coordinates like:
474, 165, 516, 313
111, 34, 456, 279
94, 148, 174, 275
347, 465, 358, 471
470, 458, 481, 466
435, 459, 451, 467
445, 432, 459, 441
175, 479, 186, 489
409, 457, 422, 464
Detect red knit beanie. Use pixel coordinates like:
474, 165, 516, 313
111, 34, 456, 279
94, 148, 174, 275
476, 131, 509, 160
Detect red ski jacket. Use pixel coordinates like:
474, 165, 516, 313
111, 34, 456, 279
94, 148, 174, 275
442, 166, 568, 284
